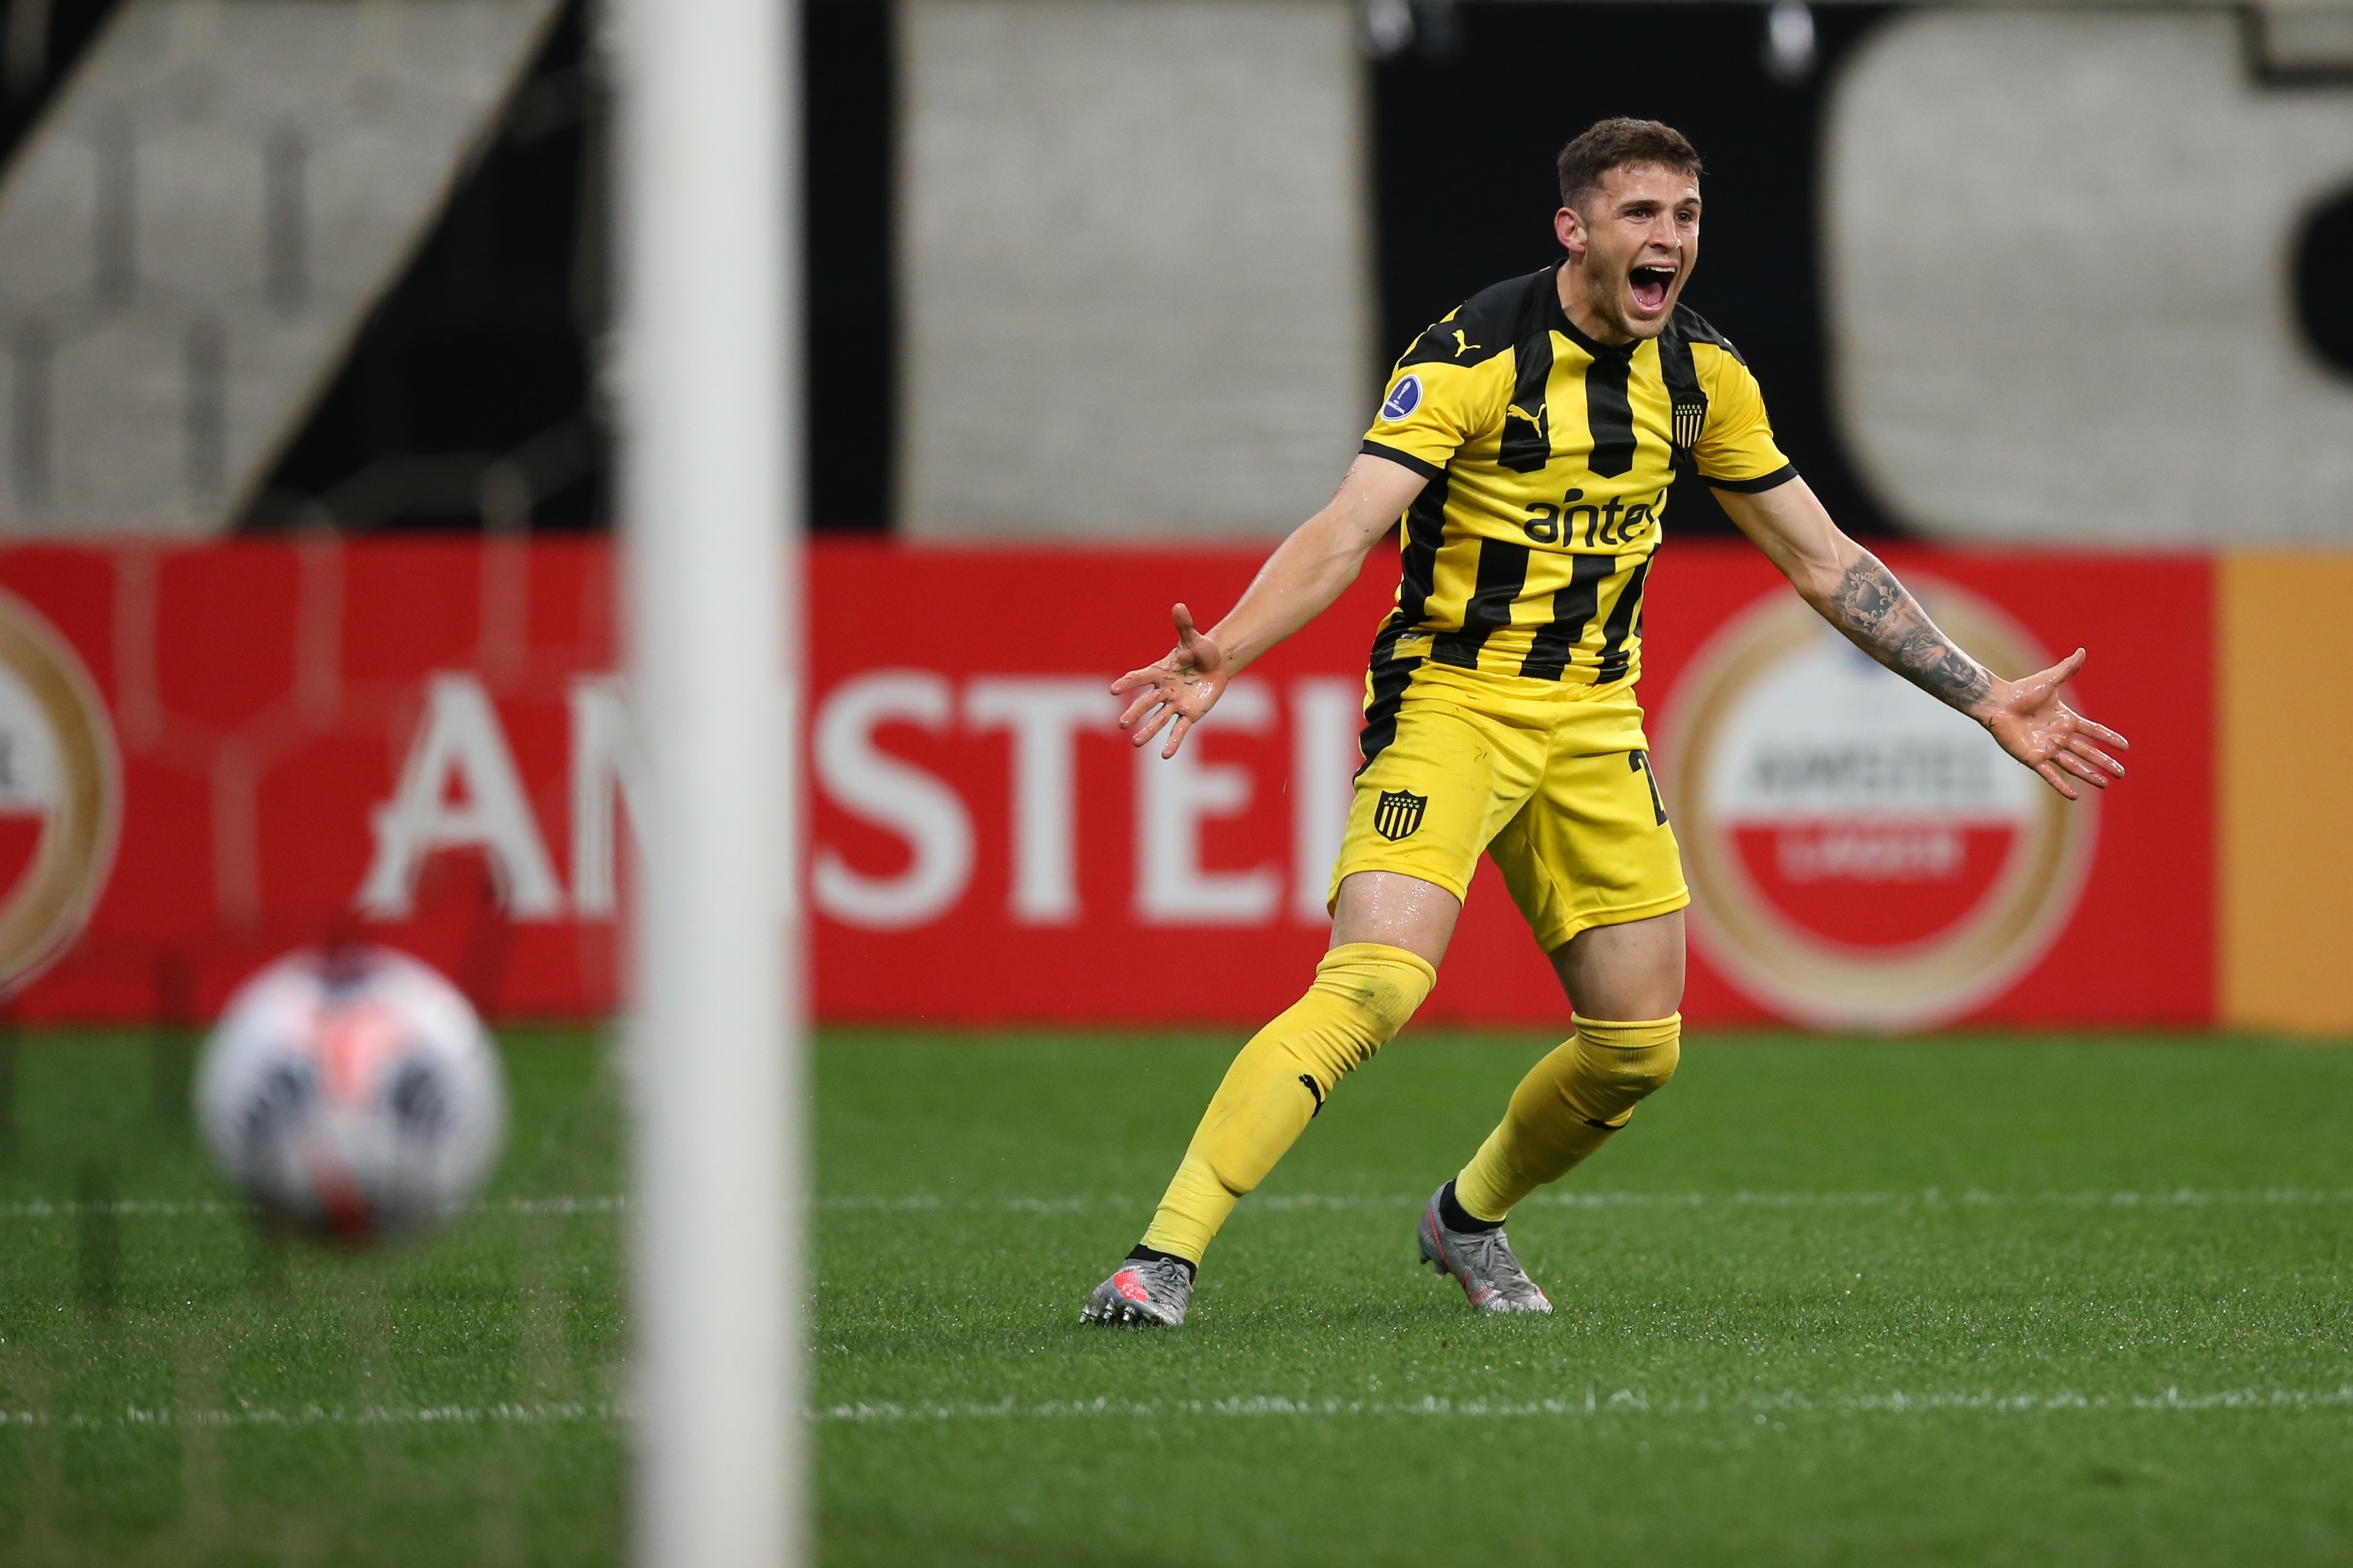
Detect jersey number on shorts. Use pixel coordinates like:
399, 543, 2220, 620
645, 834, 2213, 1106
1629, 751, 1668, 826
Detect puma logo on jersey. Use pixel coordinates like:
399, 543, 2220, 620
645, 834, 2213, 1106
1506, 404, 1542, 425
1453, 330, 1479, 357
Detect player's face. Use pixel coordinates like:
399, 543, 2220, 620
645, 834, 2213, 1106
1555, 164, 1702, 341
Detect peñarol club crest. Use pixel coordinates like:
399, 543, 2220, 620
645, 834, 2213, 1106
1374, 788, 1427, 842
1661, 581, 2093, 1032
0, 589, 119, 995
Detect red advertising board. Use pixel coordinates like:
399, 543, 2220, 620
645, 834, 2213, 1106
1642, 546, 2210, 1031
805, 541, 2210, 1030
0, 540, 623, 1022
0, 537, 2209, 1029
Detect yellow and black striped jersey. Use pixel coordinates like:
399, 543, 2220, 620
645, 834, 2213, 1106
1355, 263, 1794, 741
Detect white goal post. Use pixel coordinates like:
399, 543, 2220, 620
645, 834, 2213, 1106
612, 0, 803, 1561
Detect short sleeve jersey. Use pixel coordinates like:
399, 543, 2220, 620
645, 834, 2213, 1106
1356, 263, 1794, 694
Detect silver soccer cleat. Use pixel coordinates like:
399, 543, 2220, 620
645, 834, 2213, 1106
1080, 1255, 1194, 1327
1418, 1186, 1553, 1315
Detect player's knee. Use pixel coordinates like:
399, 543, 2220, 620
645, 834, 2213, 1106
1564, 1016, 1681, 1126
1605, 1030, 1680, 1100
1238, 942, 1440, 1128
1303, 942, 1438, 1066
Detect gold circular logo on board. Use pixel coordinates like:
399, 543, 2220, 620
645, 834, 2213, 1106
0, 589, 120, 995
1660, 580, 2094, 1032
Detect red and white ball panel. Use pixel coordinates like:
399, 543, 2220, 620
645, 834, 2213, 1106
195, 946, 508, 1242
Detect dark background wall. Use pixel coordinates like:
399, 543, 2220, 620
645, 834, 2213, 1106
244, 0, 898, 533
247, 0, 609, 530
215, 0, 1903, 538
1372, 0, 1899, 538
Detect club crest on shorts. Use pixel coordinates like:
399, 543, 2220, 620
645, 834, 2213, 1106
1373, 788, 1427, 842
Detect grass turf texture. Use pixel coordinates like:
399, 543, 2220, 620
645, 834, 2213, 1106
0, 1031, 2347, 1563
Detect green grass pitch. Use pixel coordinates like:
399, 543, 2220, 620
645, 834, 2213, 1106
0, 1026, 2349, 1564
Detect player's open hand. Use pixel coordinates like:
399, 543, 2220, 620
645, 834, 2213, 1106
1112, 604, 1230, 759
1980, 649, 2129, 801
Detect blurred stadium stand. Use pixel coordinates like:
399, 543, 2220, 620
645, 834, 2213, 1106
0, 0, 562, 536
0, 0, 2342, 544
1828, 9, 2353, 544
895, 0, 1372, 541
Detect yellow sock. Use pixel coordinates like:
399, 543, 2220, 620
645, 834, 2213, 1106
1452, 1013, 1681, 1223
1139, 943, 1437, 1264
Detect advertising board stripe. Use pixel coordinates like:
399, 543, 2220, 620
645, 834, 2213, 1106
2218, 555, 2353, 1035
0, 537, 2243, 1031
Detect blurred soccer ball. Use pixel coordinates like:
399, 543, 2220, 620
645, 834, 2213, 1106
196, 946, 508, 1243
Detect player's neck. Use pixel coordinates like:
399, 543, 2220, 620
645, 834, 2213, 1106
1555, 258, 1634, 347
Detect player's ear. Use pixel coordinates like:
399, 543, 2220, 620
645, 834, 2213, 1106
1554, 205, 1584, 257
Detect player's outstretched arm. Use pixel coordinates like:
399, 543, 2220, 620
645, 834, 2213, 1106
1715, 477, 2129, 800
1112, 454, 1426, 757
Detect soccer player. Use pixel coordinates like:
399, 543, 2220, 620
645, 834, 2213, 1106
1081, 119, 2127, 1327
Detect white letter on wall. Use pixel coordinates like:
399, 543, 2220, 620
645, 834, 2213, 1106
966, 677, 1116, 924
358, 672, 565, 919
1134, 677, 1278, 924
1290, 678, 1361, 924
568, 675, 652, 917
812, 672, 974, 929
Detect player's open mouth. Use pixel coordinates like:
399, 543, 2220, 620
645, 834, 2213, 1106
1629, 264, 1676, 314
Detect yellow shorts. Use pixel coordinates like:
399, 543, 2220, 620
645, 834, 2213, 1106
1328, 661, 1689, 952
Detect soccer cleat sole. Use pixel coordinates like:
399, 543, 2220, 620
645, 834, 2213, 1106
1080, 1299, 1180, 1328
1079, 1263, 1190, 1327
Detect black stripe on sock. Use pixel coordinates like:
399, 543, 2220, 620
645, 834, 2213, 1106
1438, 1179, 1503, 1234
1126, 1244, 1198, 1281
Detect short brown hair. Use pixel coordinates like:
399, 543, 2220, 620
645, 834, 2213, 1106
1556, 119, 1703, 211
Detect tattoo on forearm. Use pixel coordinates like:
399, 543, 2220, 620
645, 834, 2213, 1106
1827, 554, 1993, 711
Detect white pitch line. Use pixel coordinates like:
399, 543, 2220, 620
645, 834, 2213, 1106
6, 1386, 2346, 1433
0, 1198, 239, 1219
0, 1195, 628, 1220
5, 1188, 2351, 1222
818, 1386, 2353, 1423
817, 1187, 2353, 1214
0, 1401, 628, 1431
